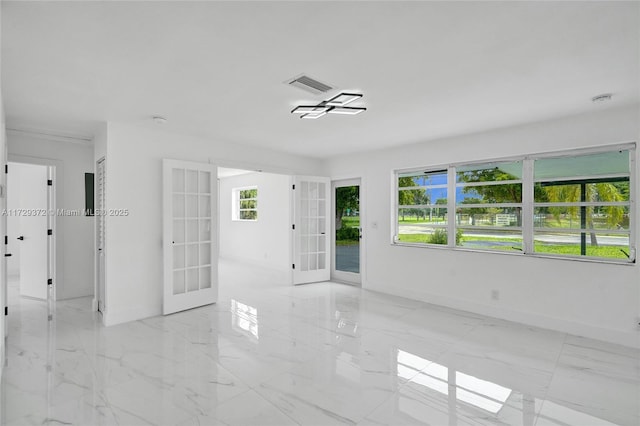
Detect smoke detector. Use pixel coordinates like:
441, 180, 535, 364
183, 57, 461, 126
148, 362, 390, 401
152, 116, 168, 124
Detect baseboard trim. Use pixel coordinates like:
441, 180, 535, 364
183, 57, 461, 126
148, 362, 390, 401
365, 282, 640, 349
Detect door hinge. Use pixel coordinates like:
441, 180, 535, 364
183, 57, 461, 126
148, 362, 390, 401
4, 164, 7, 174
292, 184, 295, 190
48, 278, 53, 285
292, 264, 295, 269
4, 306, 7, 316
4, 236, 7, 245
47, 179, 53, 186
292, 224, 295, 230
48, 229, 53, 236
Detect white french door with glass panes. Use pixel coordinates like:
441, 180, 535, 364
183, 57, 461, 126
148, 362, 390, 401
96, 158, 106, 313
163, 159, 218, 315
293, 176, 331, 284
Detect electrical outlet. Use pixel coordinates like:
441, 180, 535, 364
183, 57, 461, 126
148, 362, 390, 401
491, 290, 500, 301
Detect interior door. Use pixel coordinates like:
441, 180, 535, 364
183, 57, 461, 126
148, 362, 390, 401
96, 158, 106, 313
163, 159, 218, 315
2, 145, 7, 341
332, 179, 362, 285
17, 163, 48, 300
292, 176, 331, 285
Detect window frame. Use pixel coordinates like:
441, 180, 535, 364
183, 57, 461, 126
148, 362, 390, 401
232, 186, 258, 222
455, 159, 524, 253
397, 168, 450, 245
392, 143, 636, 264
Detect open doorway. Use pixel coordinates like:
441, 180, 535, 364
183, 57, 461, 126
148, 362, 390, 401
332, 178, 363, 286
217, 167, 293, 299
6, 162, 55, 304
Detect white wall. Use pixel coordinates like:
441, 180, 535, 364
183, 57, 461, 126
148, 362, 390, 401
102, 122, 322, 326
8, 133, 95, 299
323, 105, 640, 348
219, 172, 291, 281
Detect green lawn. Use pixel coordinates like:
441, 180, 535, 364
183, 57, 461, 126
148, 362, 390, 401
397, 234, 629, 259
336, 240, 359, 246
341, 216, 360, 227
532, 242, 628, 259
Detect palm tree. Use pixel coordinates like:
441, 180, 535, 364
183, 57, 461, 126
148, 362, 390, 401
542, 182, 626, 247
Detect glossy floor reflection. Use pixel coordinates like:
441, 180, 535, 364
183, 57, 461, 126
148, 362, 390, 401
1, 260, 639, 425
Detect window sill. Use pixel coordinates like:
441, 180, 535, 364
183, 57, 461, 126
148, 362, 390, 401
391, 241, 635, 266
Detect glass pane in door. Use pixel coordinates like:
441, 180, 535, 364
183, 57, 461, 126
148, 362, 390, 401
297, 179, 328, 273
335, 185, 360, 273
171, 166, 214, 296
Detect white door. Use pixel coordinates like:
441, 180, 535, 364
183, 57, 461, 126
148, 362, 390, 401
96, 158, 106, 313
292, 176, 331, 285
163, 159, 218, 315
17, 163, 49, 300
2, 150, 7, 341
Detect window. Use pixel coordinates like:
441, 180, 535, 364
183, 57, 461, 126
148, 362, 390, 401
233, 186, 258, 221
456, 161, 523, 252
394, 144, 635, 263
533, 150, 631, 260
397, 169, 448, 245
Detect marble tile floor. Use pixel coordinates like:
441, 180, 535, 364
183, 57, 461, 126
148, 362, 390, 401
1, 261, 639, 425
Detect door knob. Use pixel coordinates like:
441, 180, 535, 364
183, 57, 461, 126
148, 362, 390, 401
17, 236, 24, 241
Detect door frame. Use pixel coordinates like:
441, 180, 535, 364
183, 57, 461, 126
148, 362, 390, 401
94, 157, 106, 315
331, 177, 365, 286
7, 156, 58, 302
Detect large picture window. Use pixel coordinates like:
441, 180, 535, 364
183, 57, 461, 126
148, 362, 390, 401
533, 150, 630, 260
394, 145, 635, 263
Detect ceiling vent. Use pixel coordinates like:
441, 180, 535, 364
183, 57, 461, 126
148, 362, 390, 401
287, 74, 333, 95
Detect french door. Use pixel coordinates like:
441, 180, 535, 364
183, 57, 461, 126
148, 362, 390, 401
163, 159, 218, 315
96, 158, 106, 313
292, 176, 331, 285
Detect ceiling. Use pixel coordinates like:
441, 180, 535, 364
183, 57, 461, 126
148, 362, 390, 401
217, 167, 255, 179
2, 1, 638, 159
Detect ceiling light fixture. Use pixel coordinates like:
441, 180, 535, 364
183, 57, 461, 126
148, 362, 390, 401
291, 105, 331, 114
592, 93, 612, 103
153, 116, 167, 124
328, 106, 366, 115
301, 111, 328, 120
325, 92, 362, 107
291, 92, 366, 120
